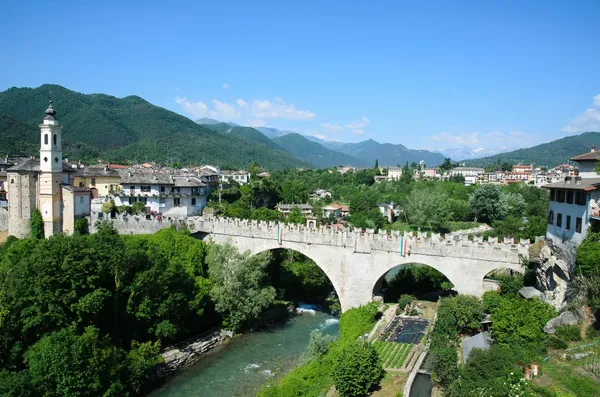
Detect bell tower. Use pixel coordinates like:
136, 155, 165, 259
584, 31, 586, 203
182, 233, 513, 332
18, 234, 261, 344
38, 98, 64, 236
40, 99, 63, 172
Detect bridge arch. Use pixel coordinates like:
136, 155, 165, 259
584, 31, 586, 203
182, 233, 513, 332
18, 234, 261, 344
372, 263, 456, 302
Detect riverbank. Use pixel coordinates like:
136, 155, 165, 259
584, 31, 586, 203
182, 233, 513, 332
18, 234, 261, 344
149, 310, 339, 397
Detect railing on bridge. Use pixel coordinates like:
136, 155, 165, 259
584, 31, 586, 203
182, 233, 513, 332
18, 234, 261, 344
189, 217, 540, 263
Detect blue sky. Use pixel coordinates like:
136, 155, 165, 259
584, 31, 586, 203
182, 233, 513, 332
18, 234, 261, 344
1, 0, 600, 156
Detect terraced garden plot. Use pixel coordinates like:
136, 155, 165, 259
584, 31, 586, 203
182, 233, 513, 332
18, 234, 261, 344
373, 341, 413, 369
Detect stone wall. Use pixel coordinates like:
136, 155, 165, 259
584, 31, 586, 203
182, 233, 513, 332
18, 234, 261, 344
0, 207, 7, 231
157, 329, 232, 378
190, 216, 536, 262
88, 212, 188, 235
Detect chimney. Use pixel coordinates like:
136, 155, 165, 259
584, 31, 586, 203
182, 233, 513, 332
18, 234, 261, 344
591, 146, 597, 153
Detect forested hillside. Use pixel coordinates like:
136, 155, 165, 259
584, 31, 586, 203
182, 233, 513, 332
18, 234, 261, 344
272, 133, 368, 168
0, 85, 307, 169
462, 131, 600, 168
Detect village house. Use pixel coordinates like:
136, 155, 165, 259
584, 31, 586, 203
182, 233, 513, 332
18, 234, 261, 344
386, 166, 403, 180
322, 203, 349, 218
543, 146, 600, 245
512, 164, 534, 173
113, 171, 207, 216
73, 164, 125, 198
310, 189, 333, 199
275, 203, 314, 216
220, 170, 251, 185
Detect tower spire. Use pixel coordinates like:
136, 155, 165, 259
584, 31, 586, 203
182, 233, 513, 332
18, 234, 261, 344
45, 95, 57, 119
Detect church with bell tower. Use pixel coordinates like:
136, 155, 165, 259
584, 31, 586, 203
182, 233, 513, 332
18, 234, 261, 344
6, 100, 91, 238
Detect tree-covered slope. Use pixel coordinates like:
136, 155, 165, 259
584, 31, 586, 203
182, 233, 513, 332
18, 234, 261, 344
272, 133, 368, 168
462, 132, 600, 168
201, 123, 283, 150
0, 84, 307, 169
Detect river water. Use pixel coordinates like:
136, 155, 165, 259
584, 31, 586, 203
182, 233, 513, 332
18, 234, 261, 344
149, 308, 339, 397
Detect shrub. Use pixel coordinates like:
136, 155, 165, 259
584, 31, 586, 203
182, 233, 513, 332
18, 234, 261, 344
545, 335, 568, 350
74, 217, 89, 235
339, 302, 380, 342
497, 274, 524, 295
331, 341, 384, 397
554, 325, 581, 342
398, 294, 416, 312
100, 200, 115, 214
29, 209, 44, 240
117, 205, 132, 215
304, 330, 335, 362
132, 202, 146, 215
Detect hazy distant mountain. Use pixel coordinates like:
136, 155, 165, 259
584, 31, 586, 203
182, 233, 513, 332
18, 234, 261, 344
462, 131, 600, 168
196, 118, 239, 127
439, 147, 508, 162
256, 126, 295, 139
272, 133, 369, 168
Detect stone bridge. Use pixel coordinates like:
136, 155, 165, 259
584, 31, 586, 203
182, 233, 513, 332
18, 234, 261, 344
189, 217, 536, 312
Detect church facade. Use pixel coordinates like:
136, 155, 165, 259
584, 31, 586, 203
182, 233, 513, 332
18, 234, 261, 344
6, 100, 91, 238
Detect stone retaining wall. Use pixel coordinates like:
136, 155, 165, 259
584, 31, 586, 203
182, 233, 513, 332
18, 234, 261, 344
157, 329, 233, 378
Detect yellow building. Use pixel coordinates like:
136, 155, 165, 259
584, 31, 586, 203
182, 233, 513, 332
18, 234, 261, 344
73, 165, 123, 198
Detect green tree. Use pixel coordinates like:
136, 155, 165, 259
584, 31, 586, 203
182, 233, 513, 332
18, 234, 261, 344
331, 341, 384, 397
576, 233, 600, 277
400, 162, 413, 184
374, 159, 379, 169
468, 185, 508, 224
206, 243, 276, 331
29, 209, 44, 240
304, 330, 335, 362
132, 202, 146, 215
438, 157, 454, 173
403, 188, 451, 231
286, 207, 307, 224
73, 217, 89, 235
101, 200, 115, 214
24, 326, 126, 396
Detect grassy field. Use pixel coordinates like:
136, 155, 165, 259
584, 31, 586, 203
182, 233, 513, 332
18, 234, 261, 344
373, 342, 414, 369
532, 348, 600, 396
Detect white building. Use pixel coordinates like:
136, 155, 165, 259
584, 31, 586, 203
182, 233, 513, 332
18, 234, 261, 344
220, 170, 251, 185
114, 172, 207, 216
386, 166, 402, 180
543, 147, 600, 245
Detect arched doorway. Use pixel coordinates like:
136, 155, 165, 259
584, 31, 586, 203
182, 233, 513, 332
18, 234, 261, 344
373, 263, 456, 303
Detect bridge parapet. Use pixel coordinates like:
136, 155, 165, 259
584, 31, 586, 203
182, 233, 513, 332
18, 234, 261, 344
189, 217, 536, 263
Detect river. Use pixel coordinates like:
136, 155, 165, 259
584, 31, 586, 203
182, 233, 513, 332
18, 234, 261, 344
149, 308, 339, 397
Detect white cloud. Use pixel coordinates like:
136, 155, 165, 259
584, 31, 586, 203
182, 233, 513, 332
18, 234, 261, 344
322, 122, 343, 133
211, 99, 241, 119
248, 119, 265, 127
221, 82, 231, 89
175, 96, 211, 119
472, 147, 485, 153
310, 133, 329, 140
427, 131, 481, 146
250, 99, 316, 120
562, 94, 600, 134
350, 129, 365, 135
346, 116, 370, 129
237, 98, 248, 109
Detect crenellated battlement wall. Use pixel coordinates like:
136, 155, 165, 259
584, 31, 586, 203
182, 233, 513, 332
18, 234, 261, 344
189, 216, 540, 263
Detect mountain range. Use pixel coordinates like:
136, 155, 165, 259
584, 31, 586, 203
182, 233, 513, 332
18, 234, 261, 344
2, 84, 599, 170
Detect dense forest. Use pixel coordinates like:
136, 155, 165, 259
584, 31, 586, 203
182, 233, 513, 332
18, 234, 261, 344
0, 223, 336, 396
0, 85, 308, 169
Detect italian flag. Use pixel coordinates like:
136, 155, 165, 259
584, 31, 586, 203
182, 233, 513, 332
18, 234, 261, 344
277, 224, 283, 245
400, 237, 408, 257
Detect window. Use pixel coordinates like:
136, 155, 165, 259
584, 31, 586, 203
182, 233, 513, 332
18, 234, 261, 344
557, 190, 565, 203
174, 198, 181, 207
53, 134, 57, 145
159, 197, 165, 204
547, 210, 554, 225
557, 213, 562, 228
128, 197, 135, 205
566, 215, 571, 231
173, 187, 180, 193
91, 178, 96, 187
576, 217, 583, 233
139, 197, 147, 205
160, 186, 165, 193
44, 134, 48, 145
79, 182, 83, 187
566, 191, 573, 204
575, 192, 587, 206
141, 185, 151, 192
79, 196, 84, 204
191, 198, 196, 205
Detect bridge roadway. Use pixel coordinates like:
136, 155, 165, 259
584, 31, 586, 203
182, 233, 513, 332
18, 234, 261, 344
188, 217, 535, 312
